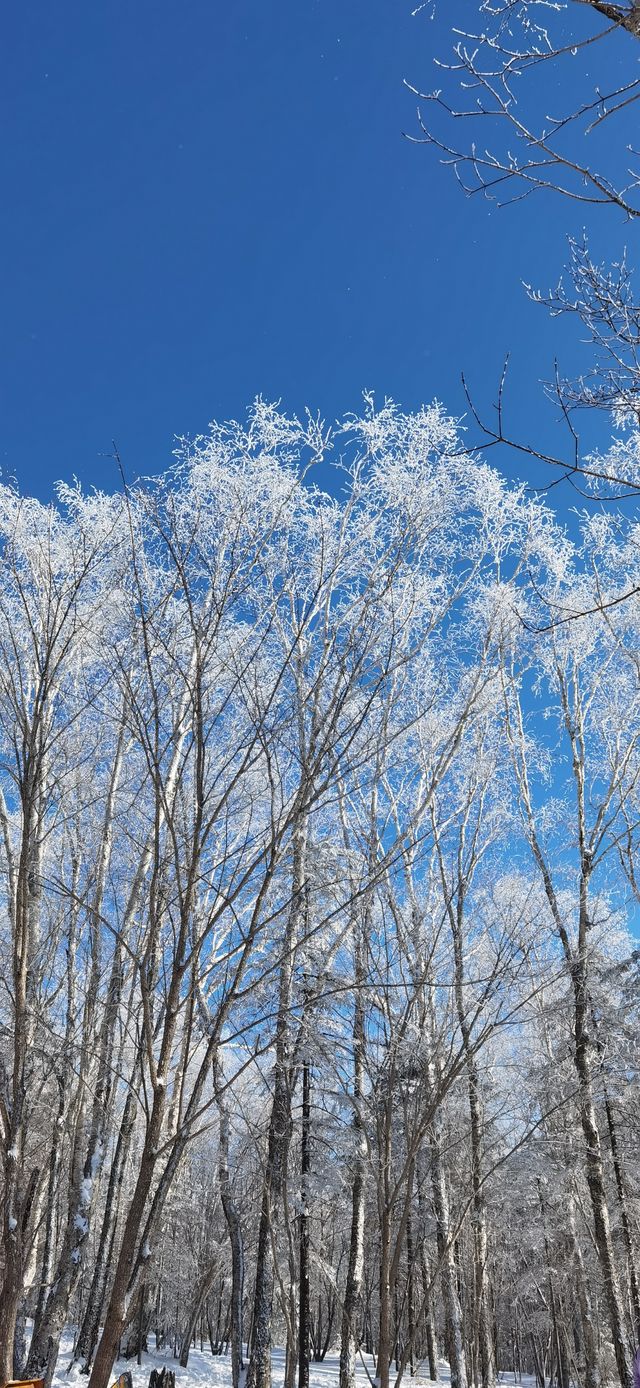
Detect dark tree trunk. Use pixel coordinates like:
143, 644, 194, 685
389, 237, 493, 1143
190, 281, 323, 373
298, 1058, 311, 1388
602, 1076, 640, 1341
217, 1083, 245, 1388
339, 919, 366, 1388
246, 819, 307, 1388
76, 1086, 137, 1372
179, 1262, 218, 1368
406, 1203, 416, 1377
572, 947, 630, 1388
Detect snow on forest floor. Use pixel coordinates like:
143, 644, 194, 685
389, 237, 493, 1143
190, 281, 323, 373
51, 1331, 536, 1388
52, 1337, 378, 1388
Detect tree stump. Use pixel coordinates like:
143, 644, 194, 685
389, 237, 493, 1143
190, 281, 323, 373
148, 1368, 175, 1388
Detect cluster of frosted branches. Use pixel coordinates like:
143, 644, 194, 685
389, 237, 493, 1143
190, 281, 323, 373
407, 1, 640, 215
0, 401, 640, 1388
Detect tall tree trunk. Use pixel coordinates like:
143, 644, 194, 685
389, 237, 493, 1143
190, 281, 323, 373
406, 1201, 416, 1378
246, 817, 308, 1388
216, 1075, 245, 1388
566, 1193, 599, 1388
75, 1086, 137, 1372
376, 1193, 393, 1388
87, 992, 183, 1388
339, 918, 367, 1388
429, 1127, 468, 1388
284, 1327, 297, 1388
88, 1142, 158, 1388
298, 1057, 311, 1388
601, 1076, 640, 1342
28, 739, 126, 1387
418, 1212, 439, 1380
572, 949, 631, 1388
522, 678, 633, 1388
0, 778, 44, 1386
440, 853, 494, 1388
30, 1072, 66, 1349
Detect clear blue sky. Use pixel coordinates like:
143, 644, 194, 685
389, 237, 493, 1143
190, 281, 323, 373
1, 1, 633, 499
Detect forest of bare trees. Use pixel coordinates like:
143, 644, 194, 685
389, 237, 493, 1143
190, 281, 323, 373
0, 396, 639, 1388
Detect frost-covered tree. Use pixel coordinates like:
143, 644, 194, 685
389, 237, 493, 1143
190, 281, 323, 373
1, 399, 640, 1388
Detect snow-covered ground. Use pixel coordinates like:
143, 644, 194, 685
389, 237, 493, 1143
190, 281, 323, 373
51, 1330, 534, 1388
52, 1335, 379, 1388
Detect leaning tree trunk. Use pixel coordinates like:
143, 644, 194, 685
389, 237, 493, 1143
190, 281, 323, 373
120, 1286, 151, 1361
30, 1070, 66, 1355
179, 1260, 219, 1367
28, 738, 126, 1387
75, 1085, 138, 1371
87, 994, 182, 1388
